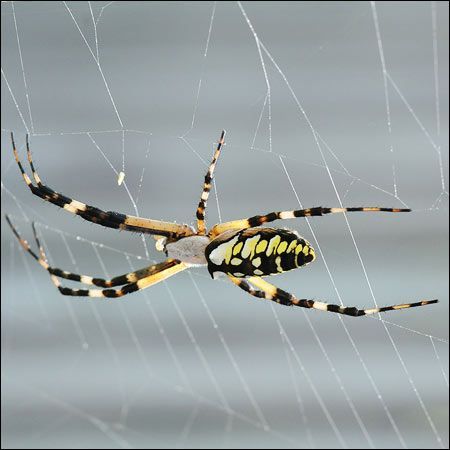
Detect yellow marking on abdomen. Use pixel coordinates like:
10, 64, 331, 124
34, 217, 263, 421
302, 245, 309, 256
209, 236, 239, 265
295, 244, 303, 254
241, 235, 261, 259
256, 240, 268, 254
233, 242, 243, 255
224, 242, 235, 264
231, 258, 242, 266
287, 241, 297, 253
275, 256, 283, 272
266, 235, 281, 256
277, 241, 288, 254
252, 257, 262, 268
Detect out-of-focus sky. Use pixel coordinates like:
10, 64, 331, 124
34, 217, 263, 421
1, 2, 448, 448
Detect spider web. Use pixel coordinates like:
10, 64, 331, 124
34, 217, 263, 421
1, 1, 448, 448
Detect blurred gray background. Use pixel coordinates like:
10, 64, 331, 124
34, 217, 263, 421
1, 1, 448, 448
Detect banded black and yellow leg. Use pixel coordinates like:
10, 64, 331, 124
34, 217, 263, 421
30, 221, 48, 263
6, 215, 43, 266
48, 259, 182, 288
11, 133, 194, 239
6, 215, 185, 295
209, 206, 411, 238
228, 276, 438, 317
196, 130, 226, 235
51, 261, 187, 298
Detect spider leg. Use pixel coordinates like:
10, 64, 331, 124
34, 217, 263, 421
228, 276, 438, 317
196, 130, 226, 235
51, 261, 187, 298
209, 206, 411, 238
11, 133, 194, 239
6, 215, 186, 296
30, 221, 48, 263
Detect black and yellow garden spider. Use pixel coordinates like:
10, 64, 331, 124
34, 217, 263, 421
7, 131, 437, 317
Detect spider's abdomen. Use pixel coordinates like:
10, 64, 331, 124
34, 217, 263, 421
205, 227, 315, 279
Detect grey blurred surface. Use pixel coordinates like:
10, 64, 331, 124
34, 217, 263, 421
1, 1, 449, 448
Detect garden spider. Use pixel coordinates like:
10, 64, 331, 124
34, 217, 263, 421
7, 131, 437, 317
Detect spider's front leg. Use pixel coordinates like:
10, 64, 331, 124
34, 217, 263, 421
228, 276, 438, 317
11, 133, 194, 239
195, 130, 226, 235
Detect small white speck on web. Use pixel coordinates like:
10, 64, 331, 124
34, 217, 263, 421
117, 171, 125, 186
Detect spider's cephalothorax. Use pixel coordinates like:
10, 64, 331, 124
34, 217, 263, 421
7, 131, 438, 317
164, 235, 209, 266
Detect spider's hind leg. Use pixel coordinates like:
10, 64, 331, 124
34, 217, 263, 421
228, 275, 438, 317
